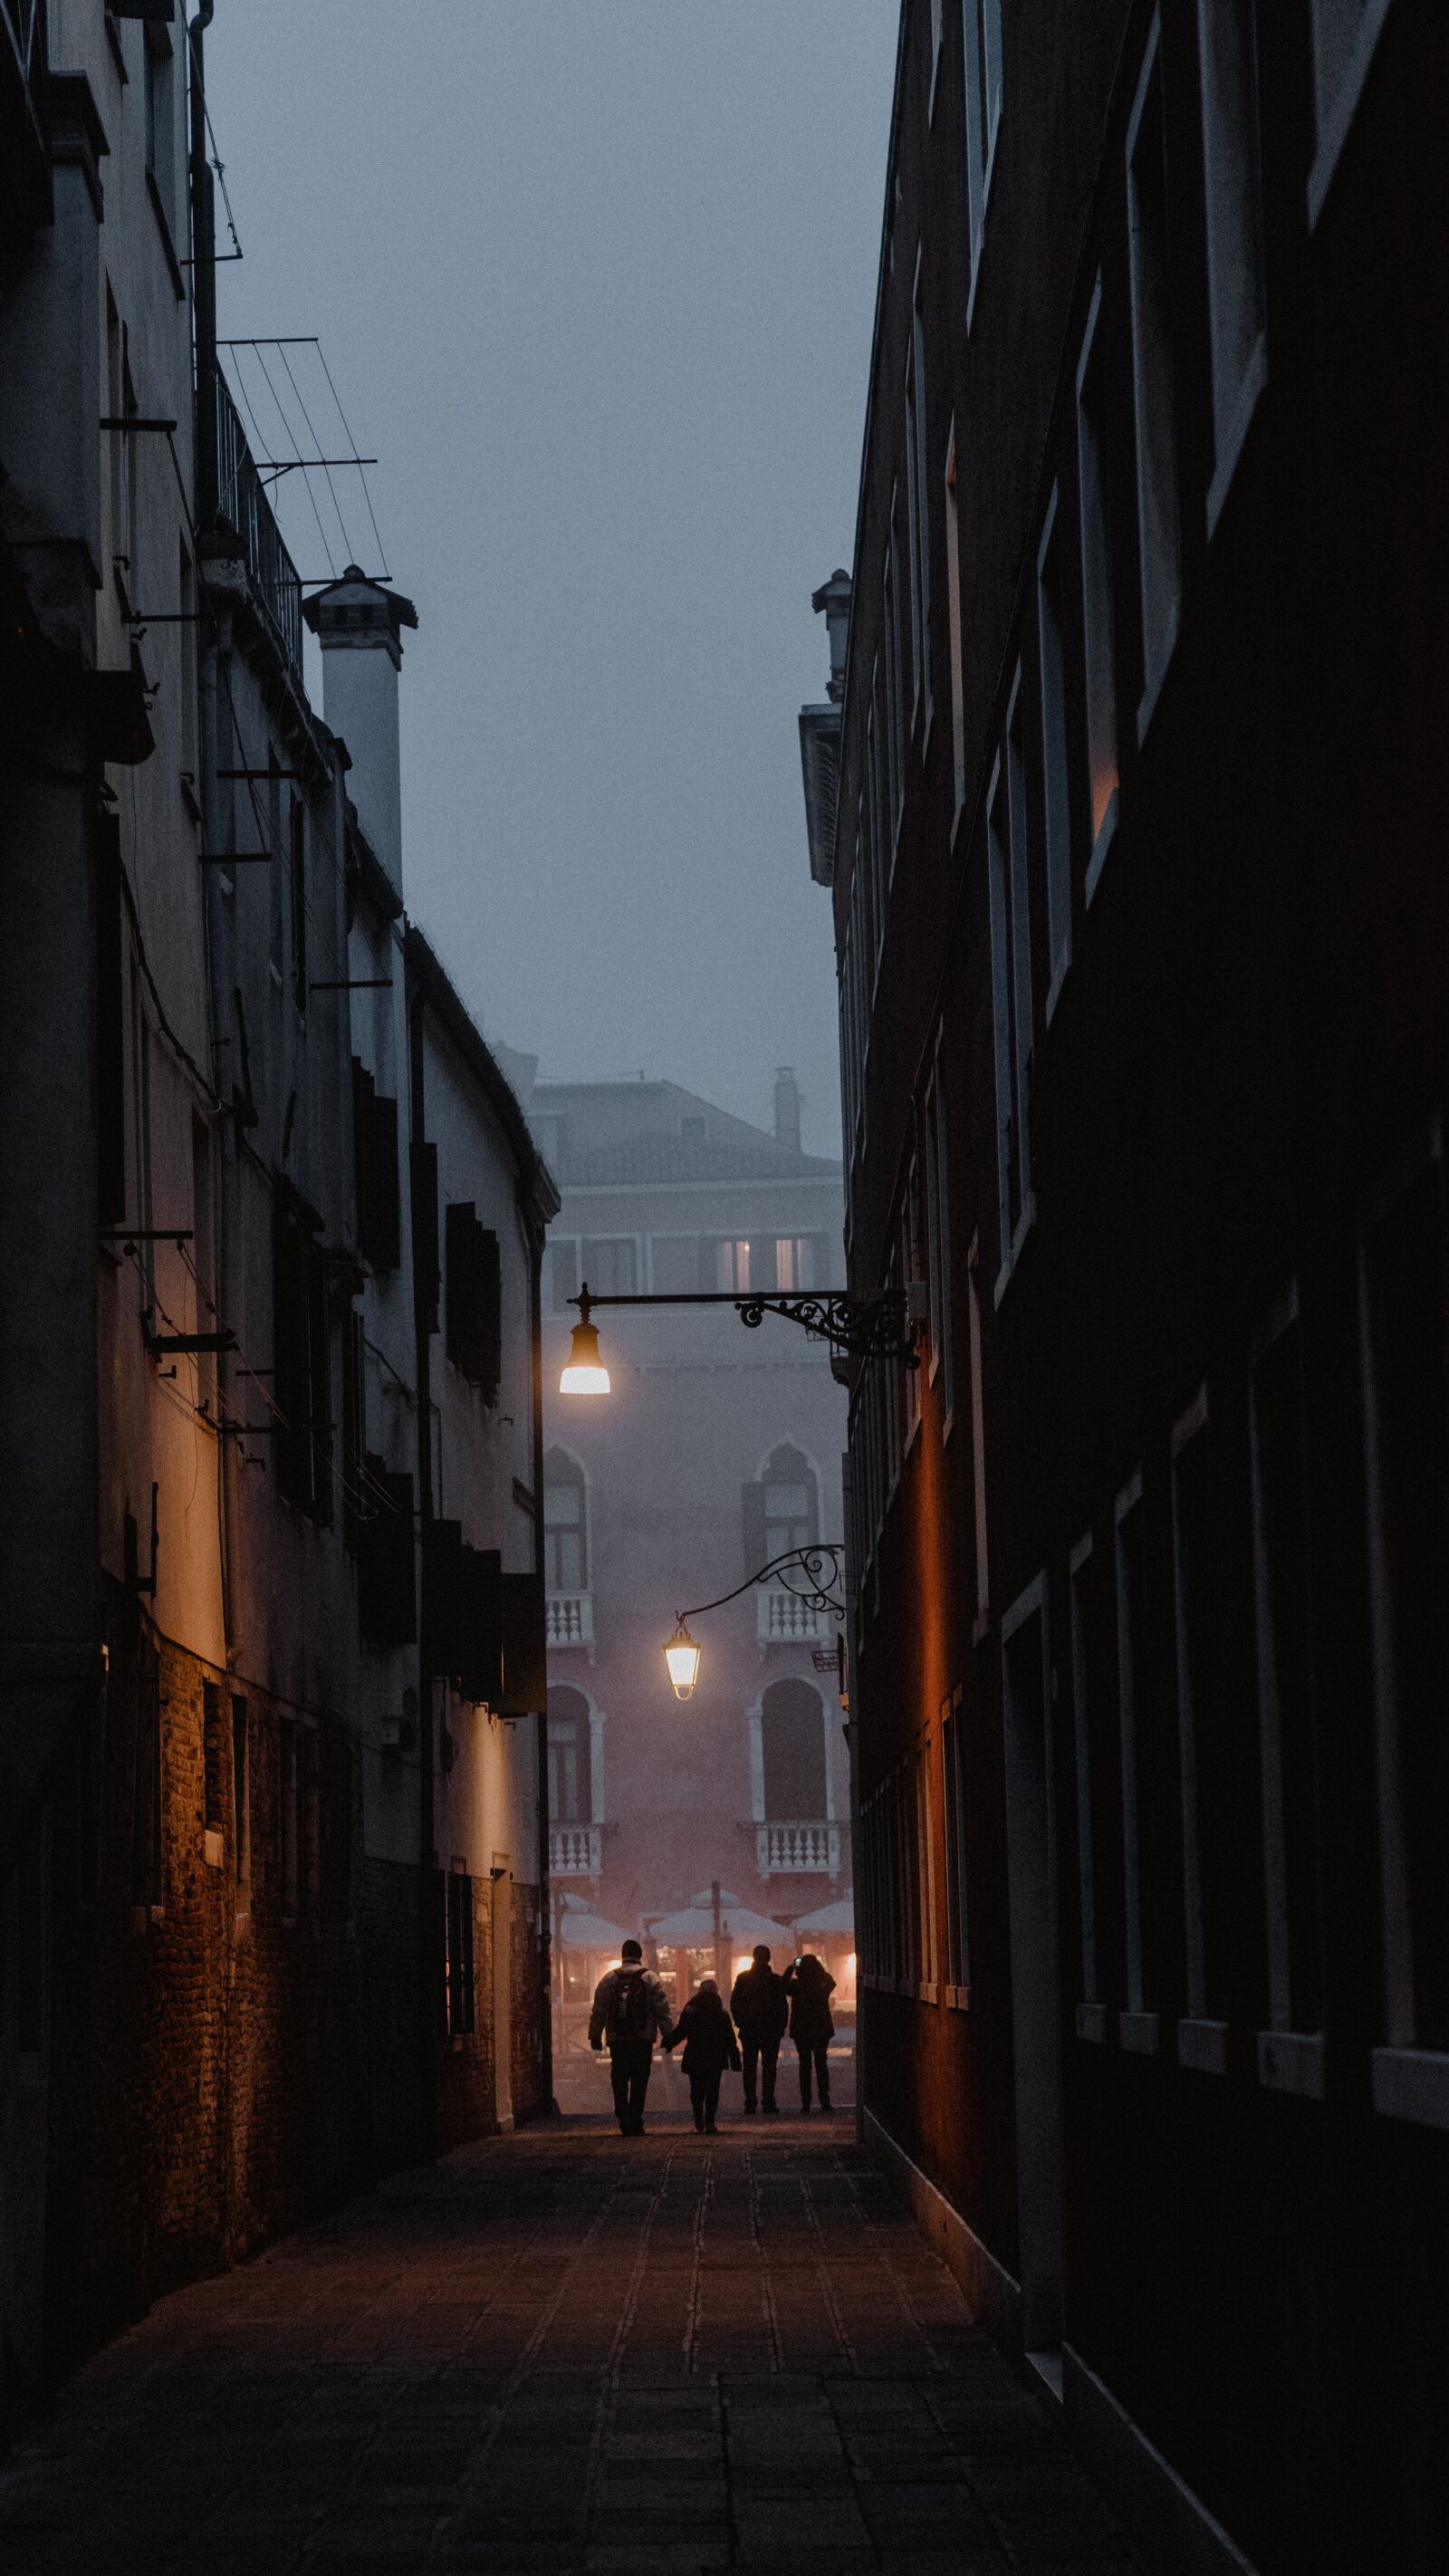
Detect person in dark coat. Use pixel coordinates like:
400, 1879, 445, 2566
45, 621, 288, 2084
667, 1977, 740, 2132
729, 1943, 790, 2114
782, 1952, 836, 2111
589, 1939, 674, 2134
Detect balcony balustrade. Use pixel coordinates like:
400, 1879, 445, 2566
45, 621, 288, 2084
756, 1819, 840, 1876
546, 1591, 593, 1648
550, 1823, 601, 1878
757, 1585, 830, 1645
214, 370, 304, 680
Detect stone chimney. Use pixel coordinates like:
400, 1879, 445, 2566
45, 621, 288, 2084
773, 1067, 801, 1156
811, 568, 852, 705
302, 566, 418, 897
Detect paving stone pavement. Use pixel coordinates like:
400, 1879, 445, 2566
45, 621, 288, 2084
0, 2112, 1145, 2575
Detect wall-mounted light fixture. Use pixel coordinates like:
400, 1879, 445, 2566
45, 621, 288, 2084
661, 1544, 846, 1702
558, 1282, 917, 1396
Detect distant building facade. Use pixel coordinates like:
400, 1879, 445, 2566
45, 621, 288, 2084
519, 1075, 849, 2001
0, 2, 552, 2415
809, 5, 1448, 2571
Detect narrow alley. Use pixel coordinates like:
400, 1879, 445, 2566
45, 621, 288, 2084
0, 2115, 1137, 2576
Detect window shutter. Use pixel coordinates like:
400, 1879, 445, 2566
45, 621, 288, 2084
457, 1545, 503, 1705
410, 1141, 439, 1334
446, 1204, 502, 1397
499, 1572, 547, 1715
358, 1463, 416, 1646
742, 1481, 767, 1577
351, 1056, 374, 1245
369, 1091, 401, 1270
273, 1198, 311, 1507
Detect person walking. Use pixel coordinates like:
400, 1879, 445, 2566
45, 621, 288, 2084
783, 1950, 836, 2112
589, 1938, 673, 2135
729, 1943, 790, 2115
667, 1976, 740, 2132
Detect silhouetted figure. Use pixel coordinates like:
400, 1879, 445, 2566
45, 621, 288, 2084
729, 1943, 790, 2113
667, 1977, 741, 2131
589, 1939, 673, 2134
783, 1952, 836, 2111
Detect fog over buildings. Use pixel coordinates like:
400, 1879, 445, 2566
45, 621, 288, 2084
208, 0, 898, 1154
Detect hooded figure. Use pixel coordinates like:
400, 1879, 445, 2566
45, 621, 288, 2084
667, 1977, 741, 2132
589, 1941, 674, 2135
729, 1944, 790, 2113
782, 1953, 836, 2111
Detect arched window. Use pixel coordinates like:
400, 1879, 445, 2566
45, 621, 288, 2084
547, 1683, 591, 1824
760, 1677, 827, 1819
543, 1447, 587, 1591
763, 1442, 818, 1560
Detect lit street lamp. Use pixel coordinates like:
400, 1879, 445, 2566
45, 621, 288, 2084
558, 1280, 918, 1395
663, 1621, 703, 1700
661, 1544, 845, 1702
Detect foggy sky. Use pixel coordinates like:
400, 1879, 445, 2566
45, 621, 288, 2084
207, 1, 898, 1158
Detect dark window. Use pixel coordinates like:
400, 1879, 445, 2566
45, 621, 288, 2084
446, 1202, 502, 1399
941, 1688, 971, 1994
761, 1443, 818, 1563
761, 1677, 827, 1819
581, 1236, 637, 1296
550, 1236, 580, 1313
441, 1868, 477, 2036
548, 1684, 592, 1825
650, 1235, 701, 1294
203, 1680, 226, 1832
543, 1448, 587, 1591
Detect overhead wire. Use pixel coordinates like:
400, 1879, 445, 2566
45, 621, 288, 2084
276, 338, 356, 566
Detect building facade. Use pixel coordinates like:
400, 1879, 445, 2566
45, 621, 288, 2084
519, 1074, 849, 2023
811, 5, 1448, 2571
0, 1, 552, 2417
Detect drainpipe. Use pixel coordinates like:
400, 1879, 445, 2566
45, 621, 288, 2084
408, 989, 437, 2164
528, 1207, 555, 2114
188, 5, 217, 530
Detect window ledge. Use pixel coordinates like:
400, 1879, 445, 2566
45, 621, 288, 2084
945, 1983, 972, 2012
1177, 2015, 1228, 2076
1371, 2044, 1449, 2131
918, 1980, 937, 2005
203, 1827, 225, 1870
1307, 0, 1394, 231
1206, 335, 1268, 541
1076, 2001, 1109, 2043
1257, 2027, 1325, 2099
1083, 792, 1118, 908
1119, 2009, 1160, 2055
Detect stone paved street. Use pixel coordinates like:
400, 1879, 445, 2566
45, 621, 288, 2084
0, 2114, 1141, 2574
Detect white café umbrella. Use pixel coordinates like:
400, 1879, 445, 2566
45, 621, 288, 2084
791, 1891, 855, 1938
648, 1899, 794, 1950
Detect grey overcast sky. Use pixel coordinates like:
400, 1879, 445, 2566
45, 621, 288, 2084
208, 1, 898, 1158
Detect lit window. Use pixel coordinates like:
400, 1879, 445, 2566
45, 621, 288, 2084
714, 1238, 751, 1292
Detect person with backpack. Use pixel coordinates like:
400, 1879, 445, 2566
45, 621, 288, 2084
782, 1950, 836, 2112
728, 1943, 790, 2114
589, 1938, 674, 2135
666, 1976, 741, 2132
